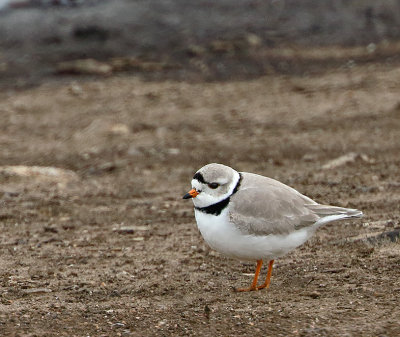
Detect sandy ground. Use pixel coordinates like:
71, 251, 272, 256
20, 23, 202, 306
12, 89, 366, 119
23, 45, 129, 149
0, 57, 400, 336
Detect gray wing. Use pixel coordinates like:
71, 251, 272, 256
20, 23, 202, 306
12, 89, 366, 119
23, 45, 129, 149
229, 173, 320, 236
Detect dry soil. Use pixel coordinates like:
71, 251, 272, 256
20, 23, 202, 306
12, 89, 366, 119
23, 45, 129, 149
0, 55, 400, 336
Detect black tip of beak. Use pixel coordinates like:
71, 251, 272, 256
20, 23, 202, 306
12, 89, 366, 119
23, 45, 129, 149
182, 193, 192, 199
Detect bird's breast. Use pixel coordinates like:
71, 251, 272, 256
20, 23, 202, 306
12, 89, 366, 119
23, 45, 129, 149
194, 207, 312, 261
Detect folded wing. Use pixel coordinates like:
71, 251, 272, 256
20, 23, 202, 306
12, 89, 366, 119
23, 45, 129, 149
229, 172, 362, 236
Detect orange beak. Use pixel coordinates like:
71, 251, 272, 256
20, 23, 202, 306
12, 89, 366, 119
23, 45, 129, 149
182, 188, 199, 199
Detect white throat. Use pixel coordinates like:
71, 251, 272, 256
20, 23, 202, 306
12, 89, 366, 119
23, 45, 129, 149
191, 171, 241, 209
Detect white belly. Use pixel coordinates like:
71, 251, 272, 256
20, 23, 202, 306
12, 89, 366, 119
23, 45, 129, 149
194, 208, 312, 261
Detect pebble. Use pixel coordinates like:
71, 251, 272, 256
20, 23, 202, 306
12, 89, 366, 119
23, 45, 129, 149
113, 226, 149, 234
322, 152, 374, 170
57, 59, 112, 75
23, 288, 52, 295
304, 291, 321, 299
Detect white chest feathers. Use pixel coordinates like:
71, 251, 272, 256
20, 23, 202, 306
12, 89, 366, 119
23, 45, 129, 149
194, 208, 312, 261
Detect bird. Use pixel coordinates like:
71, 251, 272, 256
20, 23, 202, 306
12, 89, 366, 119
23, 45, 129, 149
183, 163, 363, 292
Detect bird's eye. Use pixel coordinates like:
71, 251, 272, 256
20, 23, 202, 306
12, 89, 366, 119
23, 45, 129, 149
208, 182, 219, 189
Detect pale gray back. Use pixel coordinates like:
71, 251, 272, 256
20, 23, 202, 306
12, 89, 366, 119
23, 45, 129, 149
229, 172, 321, 236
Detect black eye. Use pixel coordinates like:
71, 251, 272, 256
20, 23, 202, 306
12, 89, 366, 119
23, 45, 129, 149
208, 182, 219, 189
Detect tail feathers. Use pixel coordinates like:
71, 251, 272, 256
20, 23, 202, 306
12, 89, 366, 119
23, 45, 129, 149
306, 204, 363, 228
307, 204, 363, 217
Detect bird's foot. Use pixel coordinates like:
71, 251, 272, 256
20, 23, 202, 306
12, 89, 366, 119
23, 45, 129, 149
234, 284, 270, 292
255, 283, 269, 290
234, 286, 258, 292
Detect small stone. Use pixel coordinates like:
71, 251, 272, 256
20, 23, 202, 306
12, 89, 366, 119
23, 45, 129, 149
0, 62, 7, 72
113, 225, 149, 234
246, 33, 262, 47
322, 152, 374, 170
57, 59, 112, 75
210, 40, 235, 53
204, 305, 211, 319
109, 124, 130, 135
44, 226, 58, 233
110, 57, 169, 72
305, 291, 321, 299
0, 165, 78, 179
0, 165, 79, 191
23, 288, 52, 295
68, 82, 85, 96
366, 43, 376, 54
302, 153, 318, 162
167, 148, 180, 155
127, 146, 143, 156
110, 290, 121, 297
186, 44, 207, 57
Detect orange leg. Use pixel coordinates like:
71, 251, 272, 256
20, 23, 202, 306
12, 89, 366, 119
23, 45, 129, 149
235, 259, 263, 292
256, 260, 274, 290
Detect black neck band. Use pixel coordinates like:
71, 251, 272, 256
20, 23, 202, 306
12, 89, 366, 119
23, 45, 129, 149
195, 173, 242, 216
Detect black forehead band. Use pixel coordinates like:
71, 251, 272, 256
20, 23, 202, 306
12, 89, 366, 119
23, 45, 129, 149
193, 172, 206, 184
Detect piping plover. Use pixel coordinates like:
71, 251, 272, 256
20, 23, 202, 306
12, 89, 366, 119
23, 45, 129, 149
183, 163, 363, 292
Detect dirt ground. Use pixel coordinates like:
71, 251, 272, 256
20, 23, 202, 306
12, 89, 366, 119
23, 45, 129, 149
0, 51, 400, 336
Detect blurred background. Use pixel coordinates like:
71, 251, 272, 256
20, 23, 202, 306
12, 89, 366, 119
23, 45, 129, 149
1, 0, 400, 86
0, 1, 399, 336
